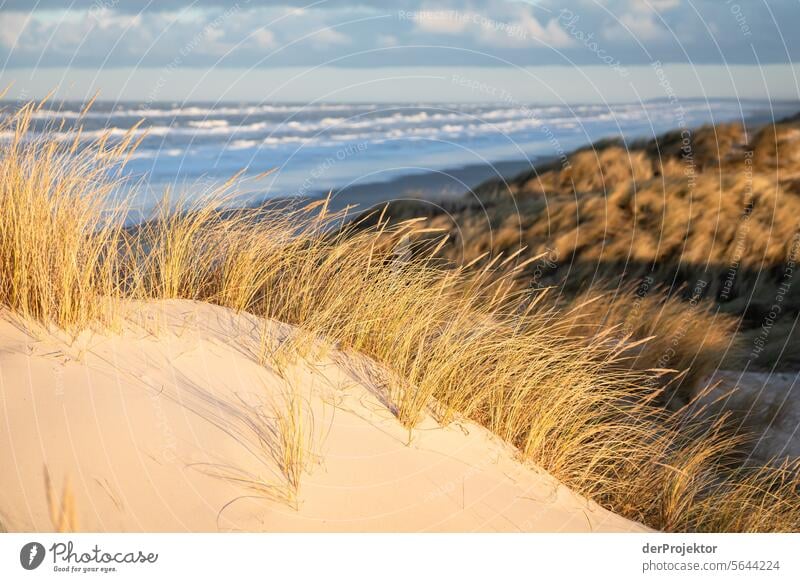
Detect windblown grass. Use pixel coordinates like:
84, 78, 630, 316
373, 116, 800, 373
1, 100, 798, 532
274, 384, 315, 505
552, 286, 739, 406
0, 102, 132, 329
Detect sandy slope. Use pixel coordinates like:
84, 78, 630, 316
0, 300, 647, 532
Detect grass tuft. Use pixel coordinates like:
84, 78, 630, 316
1, 101, 798, 531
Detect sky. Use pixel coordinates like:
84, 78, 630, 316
1, 0, 799, 103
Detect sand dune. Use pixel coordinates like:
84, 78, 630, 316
0, 300, 647, 533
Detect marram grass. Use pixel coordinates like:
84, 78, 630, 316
1, 100, 798, 532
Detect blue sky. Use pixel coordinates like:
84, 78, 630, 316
1, 0, 799, 102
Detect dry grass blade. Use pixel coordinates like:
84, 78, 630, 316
1, 102, 798, 532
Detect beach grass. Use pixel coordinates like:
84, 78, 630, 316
1, 99, 799, 532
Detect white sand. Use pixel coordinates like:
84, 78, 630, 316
0, 300, 647, 532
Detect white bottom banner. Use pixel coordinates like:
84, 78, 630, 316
1, 533, 797, 581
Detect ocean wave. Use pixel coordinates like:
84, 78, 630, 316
3, 106, 615, 145
187, 119, 229, 129
0, 108, 682, 148
27, 102, 382, 120
1, 101, 773, 167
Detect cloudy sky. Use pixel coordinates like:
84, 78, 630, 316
1, 0, 799, 102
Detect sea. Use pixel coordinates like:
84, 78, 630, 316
4, 98, 799, 213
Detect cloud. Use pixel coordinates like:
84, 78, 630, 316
488, 11, 573, 48
310, 27, 351, 47
0, 0, 369, 11
410, 11, 469, 35
376, 33, 398, 47
616, 11, 669, 42
251, 27, 276, 49
407, 2, 573, 48
0, 0, 798, 69
0, 12, 32, 48
648, 0, 681, 11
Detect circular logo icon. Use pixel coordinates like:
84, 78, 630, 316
20, 542, 46, 570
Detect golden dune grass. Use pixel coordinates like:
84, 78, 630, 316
395, 118, 800, 376
1, 100, 799, 532
552, 287, 739, 405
